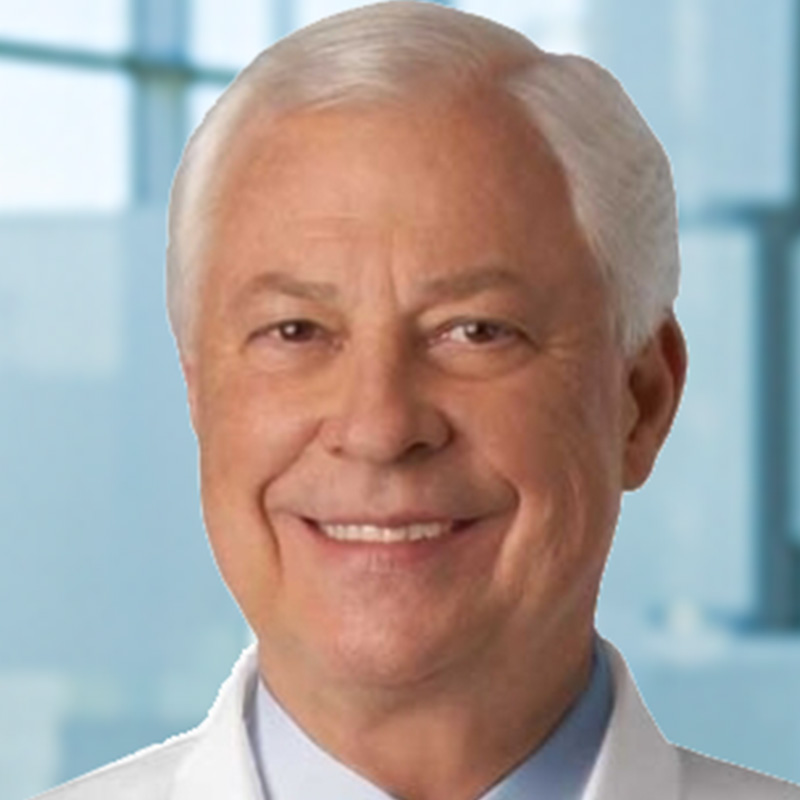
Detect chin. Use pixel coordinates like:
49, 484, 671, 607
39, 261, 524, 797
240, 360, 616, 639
325, 641, 455, 690
295, 610, 475, 691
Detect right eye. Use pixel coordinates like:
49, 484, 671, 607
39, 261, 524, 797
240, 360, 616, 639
250, 319, 326, 344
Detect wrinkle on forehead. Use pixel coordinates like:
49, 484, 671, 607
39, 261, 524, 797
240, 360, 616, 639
213, 83, 568, 221
200, 86, 608, 339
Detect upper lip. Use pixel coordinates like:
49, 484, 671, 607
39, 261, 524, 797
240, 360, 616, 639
307, 515, 471, 528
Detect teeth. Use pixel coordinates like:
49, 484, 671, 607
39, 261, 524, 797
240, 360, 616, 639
318, 521, 452, 543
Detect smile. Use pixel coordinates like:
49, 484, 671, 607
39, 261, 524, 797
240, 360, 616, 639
307, 517, 478, 544
317, 521, 453, 543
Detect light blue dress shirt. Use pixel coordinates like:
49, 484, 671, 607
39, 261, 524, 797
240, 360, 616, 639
246, 639, 613, 800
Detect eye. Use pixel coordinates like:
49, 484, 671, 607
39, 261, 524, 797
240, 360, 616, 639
439, 319, 519, 346
250, 319, 325, 344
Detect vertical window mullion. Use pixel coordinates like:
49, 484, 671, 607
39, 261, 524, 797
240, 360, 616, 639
131, 0, 189, 206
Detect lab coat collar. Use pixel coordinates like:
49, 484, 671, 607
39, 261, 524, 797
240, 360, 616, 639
583, 639, 680, 800
171, 645, 264, 800
169, 639, 680, 800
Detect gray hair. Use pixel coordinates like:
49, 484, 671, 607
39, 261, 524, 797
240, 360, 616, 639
167, 0, 679, 358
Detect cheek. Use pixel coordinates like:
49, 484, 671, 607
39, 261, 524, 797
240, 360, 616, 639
195, 375, 319, 624
478, 367, 622, 585
199, 373, 316, 486
544, 371, 624, 553
472, 366, 620, 493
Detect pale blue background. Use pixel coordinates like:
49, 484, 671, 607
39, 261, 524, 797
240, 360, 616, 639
2, 1, 800, 797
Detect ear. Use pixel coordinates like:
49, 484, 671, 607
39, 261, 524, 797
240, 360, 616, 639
622, 313, 688, 490
181, 355, 201, 434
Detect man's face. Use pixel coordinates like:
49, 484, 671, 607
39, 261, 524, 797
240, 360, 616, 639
188, 89, 634, 688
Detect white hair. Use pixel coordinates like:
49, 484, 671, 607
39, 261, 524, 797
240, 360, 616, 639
167, 0, 679, 358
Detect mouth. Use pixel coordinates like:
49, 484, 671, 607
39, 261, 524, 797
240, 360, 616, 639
304, 518, 476, 544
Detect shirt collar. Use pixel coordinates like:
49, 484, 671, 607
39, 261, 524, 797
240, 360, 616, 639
246, 637, 613, 800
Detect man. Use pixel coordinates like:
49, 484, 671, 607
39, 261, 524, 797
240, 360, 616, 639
37, 2, 800, 799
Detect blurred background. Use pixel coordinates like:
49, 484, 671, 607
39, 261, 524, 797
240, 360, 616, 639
2, 0, 800, 797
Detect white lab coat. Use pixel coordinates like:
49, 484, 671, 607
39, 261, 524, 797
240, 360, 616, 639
36, 639, 800, 800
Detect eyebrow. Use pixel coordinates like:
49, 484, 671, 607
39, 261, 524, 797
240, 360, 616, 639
418, 266, 528, 304
234, 265, 528, 308
236, 271, 340, 304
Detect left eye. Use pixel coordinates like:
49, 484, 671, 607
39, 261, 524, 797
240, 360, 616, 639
440, 319, 518, 345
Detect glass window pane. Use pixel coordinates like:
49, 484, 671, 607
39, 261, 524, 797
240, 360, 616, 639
585, 0, 794, 210
188, 82, 227, 133
675, 0, 793, 207
791, 242, 800, 547
0, 0, 129, 53
295, 0, 374, 31
0, 219, 123, 377
0, 63, 131, 211
190, 0, 272, 68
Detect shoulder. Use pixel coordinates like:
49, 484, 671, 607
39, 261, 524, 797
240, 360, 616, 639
31, 645, 261, 800
592, 639, 800, 800
678, 746, 800, 800
32, 731, 200, 800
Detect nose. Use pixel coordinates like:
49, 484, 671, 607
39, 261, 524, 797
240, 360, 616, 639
319, 335, 452, 465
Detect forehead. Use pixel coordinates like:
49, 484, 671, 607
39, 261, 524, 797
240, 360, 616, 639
204, 89, 598, 298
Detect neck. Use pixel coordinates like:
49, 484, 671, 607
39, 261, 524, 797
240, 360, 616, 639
257, 626, 596, 800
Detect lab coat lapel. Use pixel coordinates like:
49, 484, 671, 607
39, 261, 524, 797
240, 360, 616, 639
582, 640, 680, 800
170, 645, 265, 800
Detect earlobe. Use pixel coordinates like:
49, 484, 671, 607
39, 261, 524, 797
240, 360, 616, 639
181, 357, 200, 434
622, 313, 688, 490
